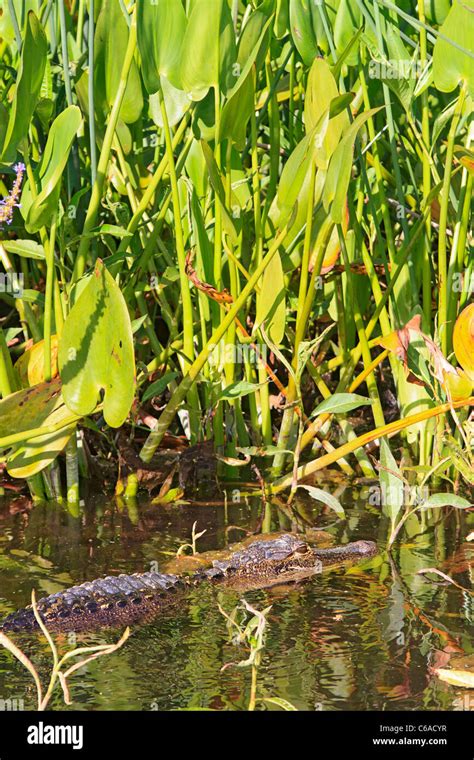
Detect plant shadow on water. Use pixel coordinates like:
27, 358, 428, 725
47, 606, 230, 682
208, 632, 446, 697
0, 487, 472, 712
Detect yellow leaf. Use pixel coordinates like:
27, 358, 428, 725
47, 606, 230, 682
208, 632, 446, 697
442, 368, 473, 401
15, 336, 59, 387
255, 250, 286, 346
453, 303, 474, 382
435, 668, 474, 688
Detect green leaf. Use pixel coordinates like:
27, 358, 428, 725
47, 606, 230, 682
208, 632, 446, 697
7, 405, 76, 479
22, 105, 82, 232
237, 9, 271, 74
380, 25, 417, 112
380, 439, 405, 530
424, 0, 451, 25
331, 28, 363, 81
0, 377, 64, 441
220, 17, 272, 149
94, 0, 143, 123
261, 697, 298, 711
216, 380, 266, 402
1, 11, 47, 161
296, 327, 334, 385
142, 372, 178, 403
236, 445, 295, 458
137, 0, 187, 93
296, 485, 345, 518
201, 140, 239, 242
304, 58, 349, 170
131, 315, 148, 334
17, 289, 45, 305
311, 393, 373, 416
270, 132, 318, 246
289, 0, 330, 63
433, 0, 474, 97
149, 76, 191, 129
334, 0, 361, 66
421, 493, 472, 509
98, 224, 132, 238
58, 259, 136, 427
323, 107, 382, 223
180, 0, 237, 100
0, 377, 78, 478
255, 250, 286, 346
2, 240, 45, 260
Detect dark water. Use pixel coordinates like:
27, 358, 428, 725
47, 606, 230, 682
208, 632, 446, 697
0, 487, 472, 711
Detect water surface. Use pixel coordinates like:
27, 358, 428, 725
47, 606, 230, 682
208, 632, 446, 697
0, 488, 472, 711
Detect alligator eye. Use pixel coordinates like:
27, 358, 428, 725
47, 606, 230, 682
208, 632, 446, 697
85, 602, 98, 613
295, 543, 309, 555
59, 609, 71, 618
131, 596, 142, 605
117, 599, 128, 608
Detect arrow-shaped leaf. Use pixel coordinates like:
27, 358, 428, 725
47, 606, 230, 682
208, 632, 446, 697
58, 260, 136, 427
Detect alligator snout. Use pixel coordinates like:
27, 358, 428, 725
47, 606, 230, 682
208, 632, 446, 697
349, 540, 378, 557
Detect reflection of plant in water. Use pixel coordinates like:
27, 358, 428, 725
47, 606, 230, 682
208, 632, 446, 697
219, 599, 296, 712
176, 521, 207, 556
380, 458, 472, 549
0, 591, 129, 710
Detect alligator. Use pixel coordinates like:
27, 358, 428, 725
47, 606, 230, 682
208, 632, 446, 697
0, 535, 377, 633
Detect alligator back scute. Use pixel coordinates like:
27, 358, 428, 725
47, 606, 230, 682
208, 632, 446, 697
0, 571, 184, 633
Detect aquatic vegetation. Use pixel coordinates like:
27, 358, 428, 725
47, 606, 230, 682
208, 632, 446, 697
0, 591, 129, 709
0, 0, 471, 550
220, 598, 297, 711
176, 520, 207, 556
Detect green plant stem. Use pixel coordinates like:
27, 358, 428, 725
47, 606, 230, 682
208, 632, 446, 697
43, 220, 57, 381
73, 8, 137, 281
158, 82, 199, 441
65, 433, 80, 504
438, 84, 467, 356
447, 117, 473, 331
75, 0, 86, 48
7, 0, 22, 52
250, 78, 272, 445
58, 0, 73, 106
248, 665, 258, 711
318, 210, 428, 376
139, 220, 292, 463
0, 328, 17, 397
339, 229, 386, 428
272, 157, 317, 474
213, 84, 225, 452
87, 0, 97, 186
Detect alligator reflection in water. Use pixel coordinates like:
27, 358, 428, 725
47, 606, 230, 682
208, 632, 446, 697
1, 535, 377, 632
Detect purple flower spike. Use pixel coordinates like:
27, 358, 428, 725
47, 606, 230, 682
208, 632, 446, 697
0, 162, 26, 229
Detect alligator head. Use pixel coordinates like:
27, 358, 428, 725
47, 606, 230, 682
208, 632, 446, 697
202, 535, 378, 587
